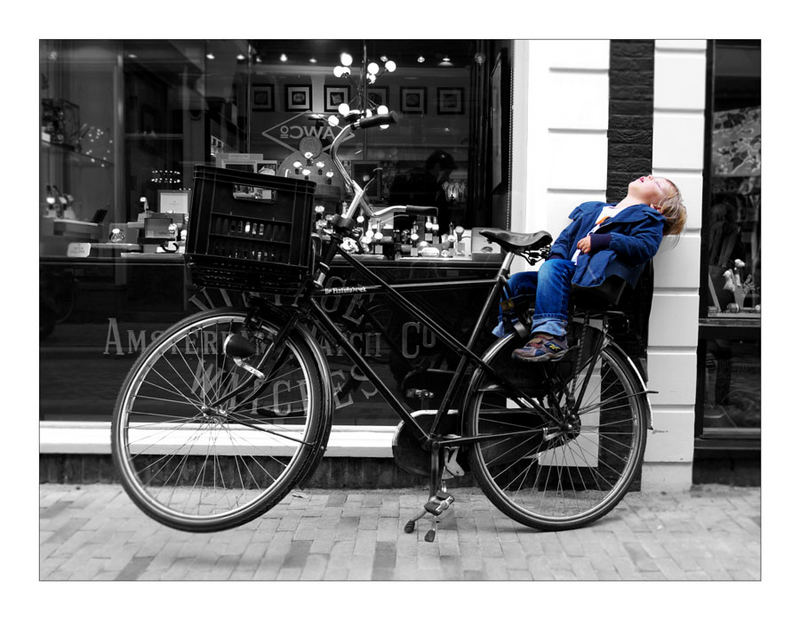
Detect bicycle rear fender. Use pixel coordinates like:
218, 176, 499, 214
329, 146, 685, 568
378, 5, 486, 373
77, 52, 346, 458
462, 334, 653, 432
605, 339, 653, 431
460, 333, 517, 438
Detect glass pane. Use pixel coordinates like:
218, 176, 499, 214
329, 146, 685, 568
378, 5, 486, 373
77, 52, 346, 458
40, 40, 117, 256
705, 41, 761, 319
40, 38, 509, 424
702, 339, 760, 429
362, 40, 475, 232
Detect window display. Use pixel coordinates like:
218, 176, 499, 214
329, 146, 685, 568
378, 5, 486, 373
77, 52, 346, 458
706, 106, 760, 317
697, 40, 761, 442
39, 39, 513, 423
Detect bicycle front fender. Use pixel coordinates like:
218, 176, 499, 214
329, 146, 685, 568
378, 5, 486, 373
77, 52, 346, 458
284, 319, 334, 488
251, 302, 335, 487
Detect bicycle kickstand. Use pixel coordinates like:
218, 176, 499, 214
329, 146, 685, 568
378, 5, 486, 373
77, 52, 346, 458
403, 447, 455, 542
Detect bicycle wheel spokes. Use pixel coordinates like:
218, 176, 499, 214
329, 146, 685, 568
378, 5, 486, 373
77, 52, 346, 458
469, 341, 646, 529
115, 313, 316, 525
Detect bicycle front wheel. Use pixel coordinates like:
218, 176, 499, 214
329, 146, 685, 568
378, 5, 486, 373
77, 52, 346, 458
465, 333, 648, 531
111, 308, 326, 532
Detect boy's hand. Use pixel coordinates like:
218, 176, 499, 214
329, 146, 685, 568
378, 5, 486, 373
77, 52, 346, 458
577, 236, 592, 253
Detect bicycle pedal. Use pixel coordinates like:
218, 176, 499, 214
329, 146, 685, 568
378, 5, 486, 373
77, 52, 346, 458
424, 493, 454, 516
442, 445, 464, 479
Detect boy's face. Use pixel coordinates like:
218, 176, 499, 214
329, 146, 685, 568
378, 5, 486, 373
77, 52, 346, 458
629, 175, 673, 209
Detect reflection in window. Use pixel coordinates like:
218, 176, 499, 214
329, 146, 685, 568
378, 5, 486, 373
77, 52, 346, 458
707, 107, 760, 316
698, 40, 761, 440
702, 339, 760, 430
705, 41, 761, 319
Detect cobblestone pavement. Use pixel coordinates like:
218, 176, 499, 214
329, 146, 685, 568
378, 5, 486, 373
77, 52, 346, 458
39, 483, 760, 581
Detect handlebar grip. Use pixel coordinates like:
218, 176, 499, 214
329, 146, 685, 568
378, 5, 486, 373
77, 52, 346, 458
405, 206, 438, 216
354, 111, 399, 130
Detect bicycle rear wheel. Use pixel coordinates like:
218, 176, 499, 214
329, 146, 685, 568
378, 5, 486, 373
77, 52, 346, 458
111, 308, 327, 532
465, 331, 648, 531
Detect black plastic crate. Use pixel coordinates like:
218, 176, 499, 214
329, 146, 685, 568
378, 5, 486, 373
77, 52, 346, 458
186, 165, 316, 292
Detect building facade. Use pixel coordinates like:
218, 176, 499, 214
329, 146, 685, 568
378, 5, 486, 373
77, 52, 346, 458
40, 39, 760, 490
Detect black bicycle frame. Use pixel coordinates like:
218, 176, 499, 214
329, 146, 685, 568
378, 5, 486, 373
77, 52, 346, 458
305, 241, 554, 448
205, 235, 562, 450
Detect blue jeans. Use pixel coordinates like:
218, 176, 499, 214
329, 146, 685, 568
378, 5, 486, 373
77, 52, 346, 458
493, 258, 576, 338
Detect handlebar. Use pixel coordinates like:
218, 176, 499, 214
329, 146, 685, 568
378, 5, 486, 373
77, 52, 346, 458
370, 204, 438, 219
404, 205, 438, 216
353, 111, 399, 130
329, 109, 435, 223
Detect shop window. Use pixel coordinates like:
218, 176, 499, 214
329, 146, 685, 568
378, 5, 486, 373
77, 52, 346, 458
697, 40, 761, 444
39, 39, 511, 423
246, 39, 504, 230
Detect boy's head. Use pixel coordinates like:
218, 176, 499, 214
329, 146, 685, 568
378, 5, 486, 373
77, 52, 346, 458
628, 175, 687, 236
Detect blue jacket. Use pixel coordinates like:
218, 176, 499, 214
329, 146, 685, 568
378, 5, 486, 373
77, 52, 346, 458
549, 201, 666, 288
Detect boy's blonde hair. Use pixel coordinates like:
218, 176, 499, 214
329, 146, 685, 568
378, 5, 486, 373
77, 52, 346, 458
656, 179, 687, 236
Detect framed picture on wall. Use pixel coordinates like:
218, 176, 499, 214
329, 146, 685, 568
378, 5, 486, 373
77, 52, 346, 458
368, 87, 389, 109
285, 85, 311, 111
252, 84, 274, 111
437, 87, 464, 115
400, 87, 426, 114
324, 85, 350, 112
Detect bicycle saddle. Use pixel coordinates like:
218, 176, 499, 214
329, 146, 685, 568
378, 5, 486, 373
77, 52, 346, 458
478, 229, 552, 253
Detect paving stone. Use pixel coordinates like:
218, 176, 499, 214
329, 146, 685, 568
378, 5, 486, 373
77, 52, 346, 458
39, 483, 761, 582
299, 554, 328, 580
276, 567, 302, 580
372, 541, 397, 571
322, 565, 349, 580
114, 555, 155, 580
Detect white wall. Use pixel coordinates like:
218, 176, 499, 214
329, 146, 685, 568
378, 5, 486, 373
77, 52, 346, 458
512, 39, 707, 491
644, 40, 707, 491
511, 40, 609, 275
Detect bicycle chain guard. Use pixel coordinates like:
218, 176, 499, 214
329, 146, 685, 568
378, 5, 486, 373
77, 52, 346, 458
391, 410, 465, 478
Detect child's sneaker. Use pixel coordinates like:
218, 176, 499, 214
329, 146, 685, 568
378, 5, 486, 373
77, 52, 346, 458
512, 334, 569, 362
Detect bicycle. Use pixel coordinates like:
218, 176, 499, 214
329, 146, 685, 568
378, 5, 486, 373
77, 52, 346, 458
111, 110, 654, 540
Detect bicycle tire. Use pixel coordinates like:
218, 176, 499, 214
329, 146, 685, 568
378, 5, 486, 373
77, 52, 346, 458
111, 308, 328, 532
464, 330, 648, 531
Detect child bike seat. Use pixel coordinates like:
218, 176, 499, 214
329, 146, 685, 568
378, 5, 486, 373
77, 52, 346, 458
478, 229, 552, 253
571, 276, 627, 311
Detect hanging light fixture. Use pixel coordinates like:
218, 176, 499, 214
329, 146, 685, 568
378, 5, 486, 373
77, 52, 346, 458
329, 51, 398, 125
